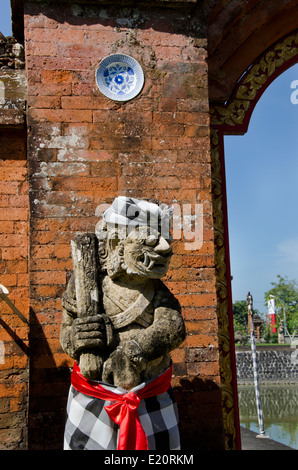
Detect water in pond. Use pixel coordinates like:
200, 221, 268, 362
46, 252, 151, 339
238, 384, 298, 449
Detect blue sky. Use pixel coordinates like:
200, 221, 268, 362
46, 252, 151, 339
225, 64, 298, 311
0, 1, 12, 36
1, 1, 298, 313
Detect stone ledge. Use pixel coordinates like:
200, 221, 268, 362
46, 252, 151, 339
11, 0, 199, 42
0, 108, 25, 126
236, 344, 293, 351
0, 70, 27, 127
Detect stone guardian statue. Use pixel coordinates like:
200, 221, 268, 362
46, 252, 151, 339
60, 196, 186, 450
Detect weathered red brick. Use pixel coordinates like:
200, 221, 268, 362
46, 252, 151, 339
0, 182, 20, 195
0, 208, 28, 222
61, 96, 107, 110
29, 95, 61, 109
6, 260, 28, 274
54, 243, 71, 259
9, 195, 29, 208
2, 246, 28, 260
28, 109, 93, 123
29, 28, 85, 44
0, 273, 17, 287
51, 176, 117, 191
26, 41, 57, 57
0, 233, 27, 247
31, 271, 66, 285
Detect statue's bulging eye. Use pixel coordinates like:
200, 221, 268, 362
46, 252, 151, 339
146, 235, 158, 246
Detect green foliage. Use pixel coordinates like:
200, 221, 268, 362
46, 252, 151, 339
232, 300, 248, 331
232, 299, 261, 329
263, 326, 278, 344
264, 275, 298, 335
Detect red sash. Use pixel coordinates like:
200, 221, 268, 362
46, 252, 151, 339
71, 361, 173, 450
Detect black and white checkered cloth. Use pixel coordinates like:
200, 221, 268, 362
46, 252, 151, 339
63, 380, 181, 450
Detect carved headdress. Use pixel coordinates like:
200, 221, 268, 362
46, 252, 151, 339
102, 196, 173, 234
95, 197, 174, 279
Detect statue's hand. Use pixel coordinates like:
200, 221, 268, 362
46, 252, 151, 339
102, 347, 143, 390
72, 315, 106, 355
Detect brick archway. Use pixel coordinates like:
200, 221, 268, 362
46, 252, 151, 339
210, 30, 298, 449
207, 1, 298, 103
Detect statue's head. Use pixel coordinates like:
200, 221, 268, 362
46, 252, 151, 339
95, 197, 173, 280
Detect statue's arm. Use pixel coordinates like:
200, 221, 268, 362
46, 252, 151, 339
123, 301, 186, 366
60, 274, 114, 362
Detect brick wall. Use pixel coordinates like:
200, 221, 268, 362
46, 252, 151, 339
24, 2, 224, 450
0, 144, 29, 449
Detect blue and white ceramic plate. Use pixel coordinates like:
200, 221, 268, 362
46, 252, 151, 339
96, 54, 144, 101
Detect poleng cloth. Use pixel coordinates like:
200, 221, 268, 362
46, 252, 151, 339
64, 362, 180, 451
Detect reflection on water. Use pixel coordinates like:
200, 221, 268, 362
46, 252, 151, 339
238, 384, 298, 449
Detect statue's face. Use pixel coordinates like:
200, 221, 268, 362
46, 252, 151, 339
123, 226, 173, 279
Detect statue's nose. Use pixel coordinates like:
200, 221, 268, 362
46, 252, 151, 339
154, 237, 172, 255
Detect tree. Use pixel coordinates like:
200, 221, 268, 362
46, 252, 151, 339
232, 299, 261, 333
233, 300, 248, 333
264, 275, 298, 335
